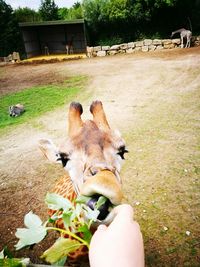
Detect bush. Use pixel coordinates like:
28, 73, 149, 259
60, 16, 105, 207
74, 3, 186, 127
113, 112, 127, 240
98, 36, 124, 46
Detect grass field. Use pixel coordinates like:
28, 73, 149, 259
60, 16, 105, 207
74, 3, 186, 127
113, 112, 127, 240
122, 75, 200, 266
0, 76, 86, 130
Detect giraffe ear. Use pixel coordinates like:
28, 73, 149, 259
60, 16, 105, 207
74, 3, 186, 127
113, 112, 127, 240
38, 139, 61, 163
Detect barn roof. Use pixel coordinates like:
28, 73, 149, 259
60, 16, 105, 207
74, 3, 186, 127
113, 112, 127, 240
19, 19, 84, 27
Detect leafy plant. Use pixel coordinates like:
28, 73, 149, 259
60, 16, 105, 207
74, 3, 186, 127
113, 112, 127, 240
0, 248, 30, 267
39, 0, 59, 21
15, 193, 107, 265
99, 36, 124, 46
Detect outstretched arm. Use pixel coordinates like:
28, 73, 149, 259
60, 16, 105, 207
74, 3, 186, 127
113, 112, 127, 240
89, 204, 144, 267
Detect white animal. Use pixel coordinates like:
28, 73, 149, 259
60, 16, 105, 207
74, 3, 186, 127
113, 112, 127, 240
9, 104, 25, 117
171, 28, 192, 48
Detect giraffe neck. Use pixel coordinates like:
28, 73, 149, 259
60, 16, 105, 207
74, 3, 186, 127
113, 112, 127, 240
171, 28, 186, 37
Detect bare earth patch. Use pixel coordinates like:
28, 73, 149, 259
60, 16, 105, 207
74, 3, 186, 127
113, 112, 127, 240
0, 47, 200, 266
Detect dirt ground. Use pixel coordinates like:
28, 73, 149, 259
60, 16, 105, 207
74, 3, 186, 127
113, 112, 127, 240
0, 47, 200, 266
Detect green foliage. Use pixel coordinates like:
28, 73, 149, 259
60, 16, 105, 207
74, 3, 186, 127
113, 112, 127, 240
82, 0, 107, 25
106, 0, 129, 22
95, 196, 107, 209
14, 193, 109, 265
83, 0, 200, 45
58, 7, 69, 20
0, 258, 29, 267
0, 0, 24, 57
15, 211, 47, 250
1, 0, 200, 54
45, 193, 73, 210
68, 5, 83, 19
69, 2, 83, 19
14, 7, 41, 22
39, 0, 59, 21
41, 238, 80, 264
99, 36, 123, 46
59, 3, 83, 20
0, 76, 85, 131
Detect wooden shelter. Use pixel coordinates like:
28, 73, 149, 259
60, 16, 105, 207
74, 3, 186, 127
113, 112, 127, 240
19, 19, 86, 58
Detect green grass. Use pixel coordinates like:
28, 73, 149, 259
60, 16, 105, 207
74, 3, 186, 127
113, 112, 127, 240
122, 86, 200, 266
0, 76, 86, 131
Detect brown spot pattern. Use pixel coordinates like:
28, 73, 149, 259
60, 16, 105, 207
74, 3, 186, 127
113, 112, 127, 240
48, 174, 88, 260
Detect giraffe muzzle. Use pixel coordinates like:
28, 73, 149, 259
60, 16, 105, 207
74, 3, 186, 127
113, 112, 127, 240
80, 170, 123, 224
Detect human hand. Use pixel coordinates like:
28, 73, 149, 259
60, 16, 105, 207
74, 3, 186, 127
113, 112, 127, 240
89, 204, 144, 267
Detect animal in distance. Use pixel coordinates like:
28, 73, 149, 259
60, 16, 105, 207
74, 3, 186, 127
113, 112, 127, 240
171, 28, 192, 48
9, 104, 25, 117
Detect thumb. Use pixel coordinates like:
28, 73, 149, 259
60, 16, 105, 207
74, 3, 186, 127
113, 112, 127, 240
97, 224, 107, 231
92, 224, 107, 237
110, 204, 134, 227
90, 224, 107, 246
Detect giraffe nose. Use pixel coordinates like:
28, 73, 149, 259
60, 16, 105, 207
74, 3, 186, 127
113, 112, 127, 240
81, 170, 123, 205
88, 163, 115, 177
81, 170, 123, 223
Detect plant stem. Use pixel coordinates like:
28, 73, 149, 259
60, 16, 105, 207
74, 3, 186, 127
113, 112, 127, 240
46, 227, 90, 249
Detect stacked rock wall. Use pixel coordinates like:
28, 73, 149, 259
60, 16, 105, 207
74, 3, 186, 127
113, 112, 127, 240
87, 36, 200, 57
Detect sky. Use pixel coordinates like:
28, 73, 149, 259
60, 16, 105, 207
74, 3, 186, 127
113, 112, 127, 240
5, 0, 79, 10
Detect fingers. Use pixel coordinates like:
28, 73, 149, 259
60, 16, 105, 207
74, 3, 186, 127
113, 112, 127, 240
90, 224, 107, 245
97, 224, 107, 231
110, 204, 134, 227
114, 204, 134, 217
91, 204, 135, 244
93, 224, 107, 238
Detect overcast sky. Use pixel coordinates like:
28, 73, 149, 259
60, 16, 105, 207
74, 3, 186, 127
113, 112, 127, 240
5, 0, 79, 10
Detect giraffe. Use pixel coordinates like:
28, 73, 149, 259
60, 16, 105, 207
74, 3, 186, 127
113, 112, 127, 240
44, 43, 49, 55
66, 36, 74, 54
171, 28, 192, 48
39, 100, 127, 259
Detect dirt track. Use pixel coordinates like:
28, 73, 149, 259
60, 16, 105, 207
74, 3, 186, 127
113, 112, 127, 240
0, 47, 200, 266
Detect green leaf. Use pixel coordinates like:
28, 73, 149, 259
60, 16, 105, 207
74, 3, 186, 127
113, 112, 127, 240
83, 206, 100, 222
62, 211, 73, 229
41, 237, 81, 264
15, 226, 47, 250
0, 258, 29, 267
2, 246, 13, 259
78, 224, 92, 244
15, 211, 47, 250
76, 195, 91, 204
95, 196, 107, 210
73, 204, 82, 219
54, 256, 67, 266
45, 193, 72, 211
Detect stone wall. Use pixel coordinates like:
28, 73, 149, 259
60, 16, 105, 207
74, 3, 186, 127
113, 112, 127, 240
87, 36, 200, 57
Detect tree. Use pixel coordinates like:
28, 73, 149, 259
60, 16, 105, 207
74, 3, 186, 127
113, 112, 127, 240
39, 0, 59, 21
0, 0, 24, 57
105, 0, 129, 22
58, 7, 69, 20
59, 2, 83, 20
68, 2, 83, 19
14, 7, 41, 22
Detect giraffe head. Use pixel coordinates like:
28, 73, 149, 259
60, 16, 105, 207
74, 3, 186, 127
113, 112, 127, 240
39, 101, 128, 223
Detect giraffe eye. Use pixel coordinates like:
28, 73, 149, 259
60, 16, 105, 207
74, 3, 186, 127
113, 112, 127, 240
117, 146, 128, 160
57, 152, 70, 167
